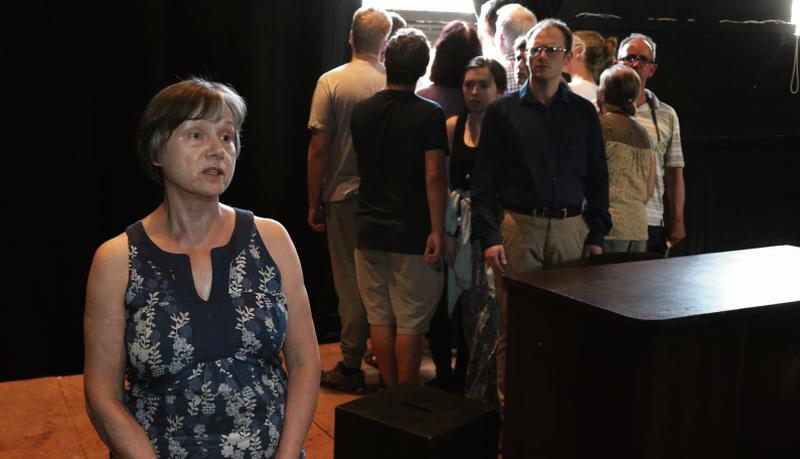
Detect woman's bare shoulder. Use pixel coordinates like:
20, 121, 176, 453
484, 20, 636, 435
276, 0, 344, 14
86, 232, 130, 313
93, 232, 130, 267
253, 216, 288, 242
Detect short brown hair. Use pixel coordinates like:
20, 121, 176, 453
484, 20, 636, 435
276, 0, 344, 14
137, 78, 247, 185
385, 28, 430, 85
526, 18, 572, 53
351, 7, 392, 55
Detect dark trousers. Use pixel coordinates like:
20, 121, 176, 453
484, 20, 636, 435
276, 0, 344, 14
427, 281, 467, 392
647, 225, 668, 255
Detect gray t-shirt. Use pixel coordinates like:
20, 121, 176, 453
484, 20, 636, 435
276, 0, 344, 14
308, 60, 386, 202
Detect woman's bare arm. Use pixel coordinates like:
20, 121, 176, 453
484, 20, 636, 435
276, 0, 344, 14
83, 234, 157, 459
256, 218, 320, 459
445, 116, 457, 152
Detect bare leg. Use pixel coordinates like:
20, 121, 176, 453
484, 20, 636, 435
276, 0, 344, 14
370, 324, 398, 386
396, 333, 424, 384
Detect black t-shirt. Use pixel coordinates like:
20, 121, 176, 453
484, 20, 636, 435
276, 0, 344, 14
351, 89, 448, 254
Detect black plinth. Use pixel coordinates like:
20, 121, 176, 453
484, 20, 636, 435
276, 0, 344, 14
504, 245, 800, 459
334, 383, 499, 459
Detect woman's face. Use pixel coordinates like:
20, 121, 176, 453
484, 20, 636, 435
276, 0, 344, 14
156, 110, 238, 198
462, 67, 499, 114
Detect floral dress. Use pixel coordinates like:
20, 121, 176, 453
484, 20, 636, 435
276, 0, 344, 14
123, 208, 302, 458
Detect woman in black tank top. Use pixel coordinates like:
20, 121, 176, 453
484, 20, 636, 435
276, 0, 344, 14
439, 57, 507, 401
446, 58, 507, 192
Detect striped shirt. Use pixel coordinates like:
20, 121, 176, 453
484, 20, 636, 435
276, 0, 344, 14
634, 89, 685, 226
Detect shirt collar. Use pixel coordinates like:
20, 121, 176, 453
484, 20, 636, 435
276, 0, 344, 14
519, 80, 571, 106
644, 88, 660, 108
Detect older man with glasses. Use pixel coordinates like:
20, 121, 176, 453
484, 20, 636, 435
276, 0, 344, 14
616, 33, 686, 256
472, 18, 611, 416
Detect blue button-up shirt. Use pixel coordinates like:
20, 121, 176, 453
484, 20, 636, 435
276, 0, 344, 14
472, 82, 611, 248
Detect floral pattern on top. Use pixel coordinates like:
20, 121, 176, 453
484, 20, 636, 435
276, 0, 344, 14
122, 209, 302, 458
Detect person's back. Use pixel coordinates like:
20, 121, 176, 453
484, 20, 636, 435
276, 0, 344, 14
308, 6, 393, 393
351, 28, 448, 388
353, 90, 445, 252
309, 60, 386, 201
598, 64, 656, 253
601, 114, 653, 246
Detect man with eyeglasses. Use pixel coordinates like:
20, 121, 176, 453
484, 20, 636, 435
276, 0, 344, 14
616, 33, 686, 255
472, 18, 611, 414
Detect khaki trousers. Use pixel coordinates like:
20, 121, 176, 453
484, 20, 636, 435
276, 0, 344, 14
495, 210, 589, 413
325, 197, 368, 369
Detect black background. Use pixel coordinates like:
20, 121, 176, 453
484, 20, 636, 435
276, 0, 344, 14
2, 0, 799, 381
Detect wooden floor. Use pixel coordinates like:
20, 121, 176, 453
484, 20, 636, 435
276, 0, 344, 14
0, 342, 436, 459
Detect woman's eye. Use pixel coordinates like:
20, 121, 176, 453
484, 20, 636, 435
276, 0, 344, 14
189, 131, 202, 140
221, 134, 233, 142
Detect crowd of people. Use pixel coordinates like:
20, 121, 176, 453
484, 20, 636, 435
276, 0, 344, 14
83, 1, 686, 457
312, 1, 684, 407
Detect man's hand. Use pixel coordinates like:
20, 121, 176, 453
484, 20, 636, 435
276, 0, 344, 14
667, 220, 686, 246
484, 244, 507, 273
442, 234, 457, 267
424, 232, 442, 264
582, 244, 603, 258
307, 206, 326, 232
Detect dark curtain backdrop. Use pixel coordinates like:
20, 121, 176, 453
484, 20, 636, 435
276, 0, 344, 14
4, 0, 359, 382
4, 0, 800, 382
557, 0, 800, 257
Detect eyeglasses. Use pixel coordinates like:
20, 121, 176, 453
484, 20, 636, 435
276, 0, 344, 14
529, 46, 568, 57
619, 54, 655, 65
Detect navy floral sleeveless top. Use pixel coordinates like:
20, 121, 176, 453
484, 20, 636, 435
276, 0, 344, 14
123, 208, 302, 458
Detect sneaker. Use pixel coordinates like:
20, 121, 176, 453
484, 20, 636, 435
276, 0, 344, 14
320, 361, 366, 394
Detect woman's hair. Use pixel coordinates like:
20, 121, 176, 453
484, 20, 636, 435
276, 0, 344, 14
599, 64, 640, 116
137, 77, 247, 185
429, 21, 482, 88
464, 56, 508, 94
573, 30, 618, 83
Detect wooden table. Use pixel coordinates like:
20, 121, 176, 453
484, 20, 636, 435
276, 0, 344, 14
504, 246, 800, 458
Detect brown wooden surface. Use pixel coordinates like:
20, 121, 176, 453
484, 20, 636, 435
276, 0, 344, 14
0, 375, 106, 459
507, 245, 800, 321
504, 245, 800, 458
0, 343, 438, 459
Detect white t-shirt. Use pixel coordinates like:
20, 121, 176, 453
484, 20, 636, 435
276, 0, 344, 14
568, 76, 598, 105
